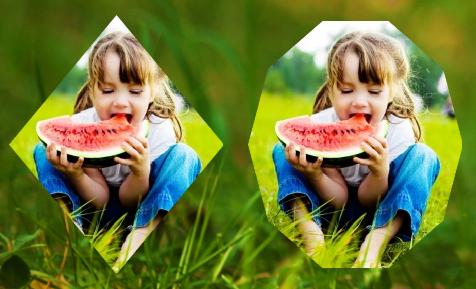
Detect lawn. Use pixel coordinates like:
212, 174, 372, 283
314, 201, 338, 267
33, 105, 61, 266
249, 92, 462, 267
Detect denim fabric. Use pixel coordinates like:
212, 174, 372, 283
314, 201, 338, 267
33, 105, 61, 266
374, 143, 440, 240
133, 143, 201, 228
273, 144, 323, 226
33, 144, 85, 227
273, 143, 440, 241
33, 143, 201, 230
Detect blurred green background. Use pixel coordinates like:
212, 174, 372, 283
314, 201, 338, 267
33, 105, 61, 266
0, 0, 475, 288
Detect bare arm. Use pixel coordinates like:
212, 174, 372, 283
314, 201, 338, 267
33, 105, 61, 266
357, 171, 388, 207
308, 167, 348, 208
285, 143, 348, 209
47, 144, 109, 209
70, 168, 110, 209
118, 171, 149, 207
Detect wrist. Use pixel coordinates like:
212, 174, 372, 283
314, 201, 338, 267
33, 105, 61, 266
131, 167, 150, 179
371, 167, 389, 180
304, 169, 323, 182
65, 170, 84, 180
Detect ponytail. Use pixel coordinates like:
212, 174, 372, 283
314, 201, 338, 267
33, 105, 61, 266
312, 80, 333, 114
73, 82, 93, 114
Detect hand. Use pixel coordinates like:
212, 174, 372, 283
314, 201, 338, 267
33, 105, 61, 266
114, 136, 150, 177
353, 135, 389, 178
285, 142, 324, 179
46, 143, 84, 178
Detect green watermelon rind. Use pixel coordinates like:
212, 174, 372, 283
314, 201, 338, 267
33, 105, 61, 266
36, 116, 150, 168
275, 115, 389, 168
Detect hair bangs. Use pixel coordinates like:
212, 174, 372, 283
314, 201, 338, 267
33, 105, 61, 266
330, 38, 393, 88
89, 36, 154, 87
116, 42, 152, 86
355, 46, 392, 85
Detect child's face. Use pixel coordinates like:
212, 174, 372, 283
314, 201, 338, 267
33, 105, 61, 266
331, 52, 391, 126
92, 51, 153, 127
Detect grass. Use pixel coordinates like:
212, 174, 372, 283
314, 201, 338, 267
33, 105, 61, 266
8, 93, 222, 270
249, 92, 462, 267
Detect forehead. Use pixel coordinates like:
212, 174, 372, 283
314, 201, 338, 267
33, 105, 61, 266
336, 49, 387, 86
340, 52, 360, 83
101, 51, 121, 82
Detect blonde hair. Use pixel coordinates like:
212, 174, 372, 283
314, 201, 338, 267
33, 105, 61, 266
313, 31, 421, 141
74, 32, 182, 141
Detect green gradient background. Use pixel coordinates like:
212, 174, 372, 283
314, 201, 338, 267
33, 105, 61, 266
0, 0, 475, 287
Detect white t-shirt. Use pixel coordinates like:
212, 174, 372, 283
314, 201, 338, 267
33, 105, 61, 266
71, 107, 177, 186
310, 108, 416, 186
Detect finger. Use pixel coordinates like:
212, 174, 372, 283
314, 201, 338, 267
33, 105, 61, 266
47, 143, 60, 164
287, 143, 299, 164
311, 156, 323, 169
365, 137, 385, 154
361, 142, 379, 159
373, 135, 388, 149
353, 156, 371, 166
135, 135, 148, 149
114, 156, 133, 166
284, 143, 291, 161
72, 157, 84, 169
298, 146, 308, 167
60, 146, 69, 166
126, 136, 146, 155
46, 143, 54, 161
121, 141, 140, 159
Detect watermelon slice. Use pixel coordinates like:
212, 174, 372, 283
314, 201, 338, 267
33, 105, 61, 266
275, 114, 388, 167
36, 114, 149, 168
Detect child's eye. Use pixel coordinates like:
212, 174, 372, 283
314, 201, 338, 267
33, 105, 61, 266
130, 89, 143, 95
101, 89, 114, 94
340, 89, 353, 94
369, 90, 382, 95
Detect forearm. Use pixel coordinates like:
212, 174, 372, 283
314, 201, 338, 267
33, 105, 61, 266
305, 173, 348, 208
67, 173, 109, 208
358, 172, 388, 207
119, 172, 150, 208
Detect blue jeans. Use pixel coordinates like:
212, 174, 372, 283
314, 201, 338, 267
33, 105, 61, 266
33, 143, 201, 230
273, 143, 440, 241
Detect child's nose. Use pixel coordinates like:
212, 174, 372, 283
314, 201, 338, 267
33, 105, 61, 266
113, 93, 129, 107
352, 94, 368, 108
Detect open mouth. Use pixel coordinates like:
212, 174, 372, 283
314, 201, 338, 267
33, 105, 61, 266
111, 113, 133, 123
349, 113, 372, 124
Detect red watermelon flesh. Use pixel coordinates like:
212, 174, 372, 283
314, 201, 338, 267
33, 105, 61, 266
276, 114, 376, 152
37, 114, 137, 152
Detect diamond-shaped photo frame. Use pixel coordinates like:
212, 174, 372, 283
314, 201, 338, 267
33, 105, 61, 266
9, 16, 222, 272
249, 21, 462, 268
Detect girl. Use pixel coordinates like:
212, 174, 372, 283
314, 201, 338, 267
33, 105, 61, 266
33, 32, 201, 267
273, 31, 440, 267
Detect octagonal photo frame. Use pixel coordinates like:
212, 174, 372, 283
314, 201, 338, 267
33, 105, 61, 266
249, 21, 461, 268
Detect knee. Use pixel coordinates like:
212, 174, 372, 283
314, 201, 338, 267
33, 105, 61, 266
412, 144, 440, 167
168, 143, 201, 173
410, 143, 440, 179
